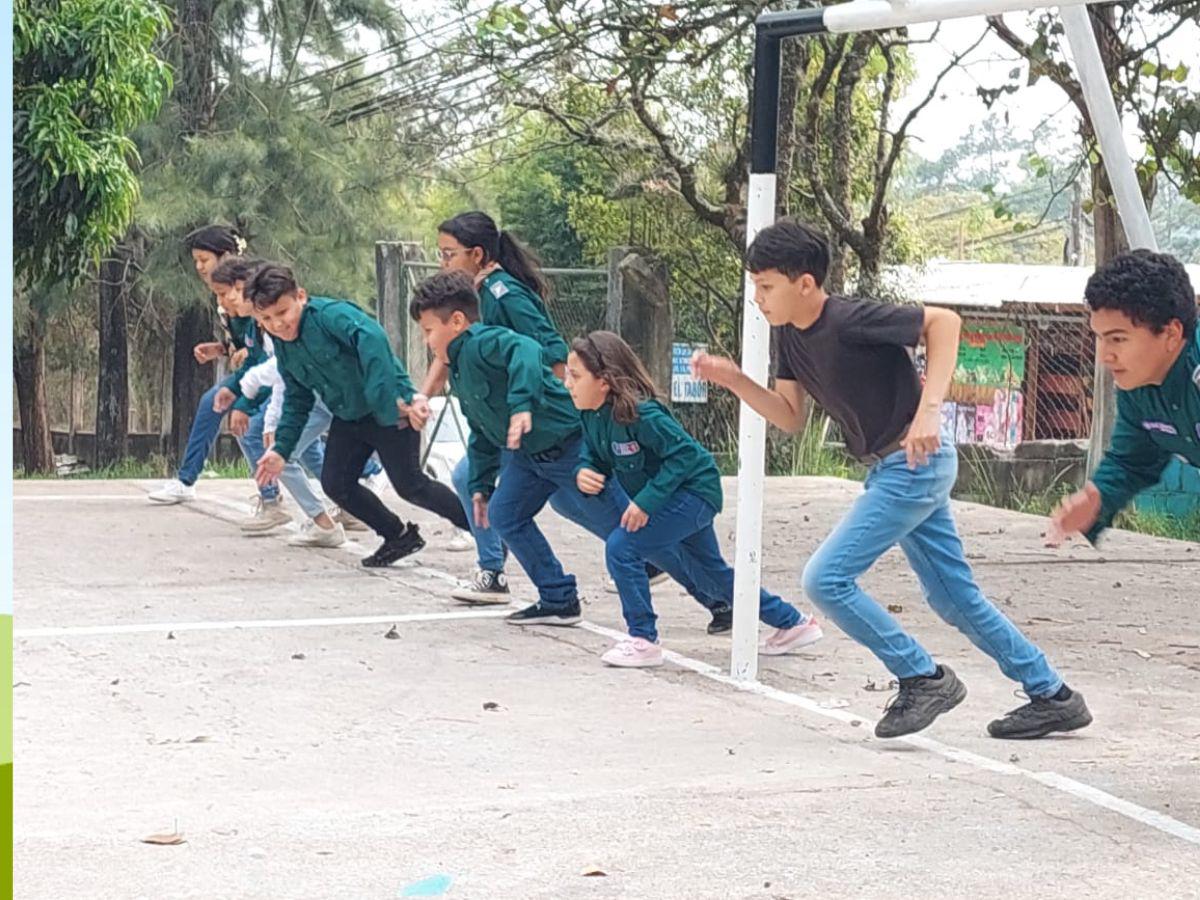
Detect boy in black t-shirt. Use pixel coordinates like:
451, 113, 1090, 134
693, 219, 1090, 740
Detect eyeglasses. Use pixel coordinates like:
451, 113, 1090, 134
438, 248, 467, 262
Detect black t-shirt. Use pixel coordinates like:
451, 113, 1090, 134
772, 295, 925, 460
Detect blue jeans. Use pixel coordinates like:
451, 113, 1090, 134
177, 383, 230, 487
488, 436, 628, 608
606, 486, 802, 642
801, 444, 1062, 697
235, 404, 280, 502
452, 452, 580, 571
273, 404, 334, 519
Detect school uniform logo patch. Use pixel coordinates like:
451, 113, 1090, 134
1142, 420, 1178, 435
1192, 363, 1200, 389
489, 280, 509, 298
611, 440, 641, 456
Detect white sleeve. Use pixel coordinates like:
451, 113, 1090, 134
239, 356, 279, 399
265, 376, 285, 434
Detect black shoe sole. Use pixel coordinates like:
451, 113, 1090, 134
987, 708, 1094, 740
361, 533, 426, 568
505, 610, 582, 626
707, 622, 732, 635
875, 678, 968, 739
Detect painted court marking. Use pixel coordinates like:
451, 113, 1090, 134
15, 609, 514, 639
16, 484, 1200, 848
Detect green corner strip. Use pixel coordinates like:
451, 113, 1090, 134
3, 614, 11, 898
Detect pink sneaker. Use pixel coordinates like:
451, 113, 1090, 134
601, 637, 664, 668
759, 618, 824, 656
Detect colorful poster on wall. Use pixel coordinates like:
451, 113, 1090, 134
951, 323, 1026, 449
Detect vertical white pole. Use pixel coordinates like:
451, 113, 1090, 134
1060, 4, 1157, 252
729, 173, 778, 682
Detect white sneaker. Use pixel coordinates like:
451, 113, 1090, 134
288, 520, 347, 548
240, 496, 292, 533
148, 479, 195, 504
447, 531, 475, 552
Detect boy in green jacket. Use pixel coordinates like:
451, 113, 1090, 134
1050, 250, 1199, 544
249, 263, 468, 567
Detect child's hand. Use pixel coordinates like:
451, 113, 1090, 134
256, 450, 285, 487
620, 501, 649, 532
230, 348, 249, 369
193, 342, 224, 364
1046, 482, 1102, 547
690, 350, 741, 388
229, 410, 250, 437
212, 386, 237, 413
507, 412, 532, 449
263, 431, 274, 450
900, 404, 942, 469
577, 467, 606, 495
407, 395, 431, 431
472, 492, 490, 529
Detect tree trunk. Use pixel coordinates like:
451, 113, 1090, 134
176, 0, 217, 135
14, 314, 55, 475
170, 303, 215, 462
96, 249, 132, 467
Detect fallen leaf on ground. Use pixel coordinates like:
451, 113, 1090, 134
483, 701, 501, 711
886, 604, 903, 614
580, 867, 607, 877
384, 625, 400, 640
141, 832, 185, 846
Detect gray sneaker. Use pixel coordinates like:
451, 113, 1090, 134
874, 664, 967, 738
239, 497, 292, 534
987, 688, 1093, 740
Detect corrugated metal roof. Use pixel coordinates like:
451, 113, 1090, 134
882, 259, 1200, 309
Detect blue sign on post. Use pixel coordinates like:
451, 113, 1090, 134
671, 343, 708, 404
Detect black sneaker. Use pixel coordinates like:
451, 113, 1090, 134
647, 564, 670, 587
707, 608, 732, 635
874, 664, 967, 738
361, 524, 425, 568
505, 600, 582, 627
451, 569, 511, 605
987, 687, 1093, 740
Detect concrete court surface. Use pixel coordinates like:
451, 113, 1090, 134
12, 476, 1200, 899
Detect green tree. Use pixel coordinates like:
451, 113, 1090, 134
13, 0, 173, 473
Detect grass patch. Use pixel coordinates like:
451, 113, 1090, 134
14, 456, 250, 480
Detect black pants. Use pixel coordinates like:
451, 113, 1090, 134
322, 417, 470, 539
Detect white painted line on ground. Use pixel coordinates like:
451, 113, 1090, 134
15, 608, 514, 638
576, 620, 1200, 847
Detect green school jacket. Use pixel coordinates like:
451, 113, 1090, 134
479, 269, 569, 366
447, 323, 580, 498
222, 315, 271, 414
272, 297, 416, 461
577, 398, 723, 516
1088, 330, 1200, 542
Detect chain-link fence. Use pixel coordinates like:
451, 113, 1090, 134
400, 260, 610, 348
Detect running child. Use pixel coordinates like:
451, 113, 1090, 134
148, 224, 279, 509
248, 263, 469, 566
1049, 250, 1198, 546
692, 219, 1091, 740
566, 330, 823, 668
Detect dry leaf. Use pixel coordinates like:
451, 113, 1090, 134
581, 867, 607, 877
142, 832, 186, 846
483, 701, 501, 711
886, 604, 903, 614
1133, 649, 1153, 660
384, 625, 400, 640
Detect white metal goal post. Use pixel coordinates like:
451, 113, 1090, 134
728, 0, 1158, 681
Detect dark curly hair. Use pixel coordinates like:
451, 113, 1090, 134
1084, 250, 1196, 340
